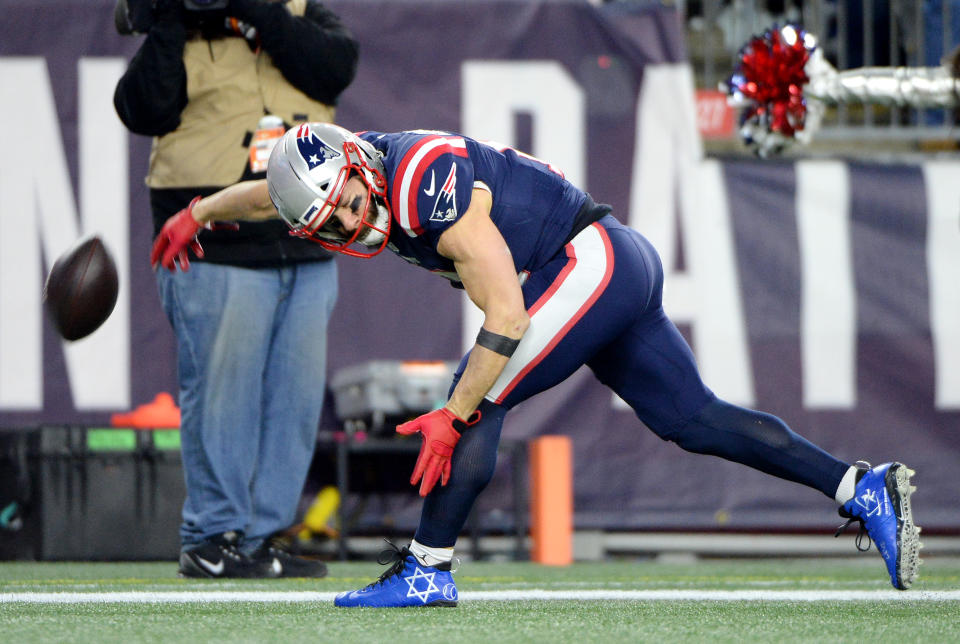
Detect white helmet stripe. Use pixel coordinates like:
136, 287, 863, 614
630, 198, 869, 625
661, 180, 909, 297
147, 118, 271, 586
394, 136, 467, 237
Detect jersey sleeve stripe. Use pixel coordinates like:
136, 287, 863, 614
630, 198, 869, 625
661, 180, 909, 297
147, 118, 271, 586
392, 136, 468, 237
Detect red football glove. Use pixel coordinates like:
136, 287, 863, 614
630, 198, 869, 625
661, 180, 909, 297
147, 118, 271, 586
396, 407, 481, 497
150, 196, 205, 272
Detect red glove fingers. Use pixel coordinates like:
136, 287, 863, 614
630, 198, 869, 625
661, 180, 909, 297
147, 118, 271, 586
150, 196, 204, 272
397, 407, 481, 497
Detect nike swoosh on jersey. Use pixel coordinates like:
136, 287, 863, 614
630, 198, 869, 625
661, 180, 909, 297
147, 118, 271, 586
196, 556, 225, 575
423, 170, 436, 196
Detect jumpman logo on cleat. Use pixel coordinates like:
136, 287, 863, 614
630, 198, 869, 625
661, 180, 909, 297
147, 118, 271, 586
854, 489, 883, 517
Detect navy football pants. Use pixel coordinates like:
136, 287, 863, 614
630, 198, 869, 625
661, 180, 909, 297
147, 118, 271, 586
415, 216, 850, 547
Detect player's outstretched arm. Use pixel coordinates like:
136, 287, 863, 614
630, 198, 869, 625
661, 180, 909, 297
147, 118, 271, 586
151, 180, 278, 272
191, 179, 278, 224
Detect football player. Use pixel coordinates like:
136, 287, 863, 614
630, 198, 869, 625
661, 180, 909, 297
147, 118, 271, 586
152, 123, 922, 606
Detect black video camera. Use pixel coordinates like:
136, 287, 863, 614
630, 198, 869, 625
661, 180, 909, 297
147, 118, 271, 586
183, 0, 229, 9
114, 0, 231, 35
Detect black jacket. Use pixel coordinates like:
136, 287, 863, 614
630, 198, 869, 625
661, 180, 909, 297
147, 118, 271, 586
115, 0, 358, 267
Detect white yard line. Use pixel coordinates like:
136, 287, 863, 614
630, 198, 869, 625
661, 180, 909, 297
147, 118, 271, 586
2, 589, 960, 603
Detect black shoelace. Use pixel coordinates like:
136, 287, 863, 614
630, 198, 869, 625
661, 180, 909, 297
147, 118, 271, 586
834, 515, 872, 552
833, 461, 873, 552
362, 541, 412, 591
212, 534, 245, 561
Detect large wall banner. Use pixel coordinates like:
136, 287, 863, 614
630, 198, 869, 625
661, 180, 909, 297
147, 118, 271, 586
1, 0, 957, 531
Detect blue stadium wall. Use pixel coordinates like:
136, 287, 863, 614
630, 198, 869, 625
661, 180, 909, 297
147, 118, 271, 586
1, 0, 957, 531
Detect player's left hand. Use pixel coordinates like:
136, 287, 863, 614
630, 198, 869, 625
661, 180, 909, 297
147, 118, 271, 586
150, 196, 204, 272
397, 407, 481, 497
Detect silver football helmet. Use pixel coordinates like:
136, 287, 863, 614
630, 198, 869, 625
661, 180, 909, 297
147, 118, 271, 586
267, 122, 391, 258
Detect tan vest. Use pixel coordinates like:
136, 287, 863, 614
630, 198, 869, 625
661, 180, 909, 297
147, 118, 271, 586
145, 0, 336, 188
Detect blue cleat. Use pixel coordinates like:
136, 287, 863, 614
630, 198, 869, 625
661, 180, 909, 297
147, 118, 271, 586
836, 462, 922, 590
334, 542, 458, 607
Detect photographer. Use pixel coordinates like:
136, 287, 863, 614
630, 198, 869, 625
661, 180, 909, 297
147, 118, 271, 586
114, 0, 358, 578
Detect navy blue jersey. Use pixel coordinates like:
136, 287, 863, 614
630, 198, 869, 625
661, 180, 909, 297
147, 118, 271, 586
358, 130, 586, 282
357, 129, 713, 446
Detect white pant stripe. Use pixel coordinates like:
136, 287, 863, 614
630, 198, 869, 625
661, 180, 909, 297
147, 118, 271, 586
487, 224, 611, 404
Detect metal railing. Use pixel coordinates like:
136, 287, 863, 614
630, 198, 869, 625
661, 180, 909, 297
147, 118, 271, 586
685, 0, 960, 146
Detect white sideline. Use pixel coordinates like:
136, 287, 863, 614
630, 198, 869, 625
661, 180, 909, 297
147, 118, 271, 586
2, 589, 960, 603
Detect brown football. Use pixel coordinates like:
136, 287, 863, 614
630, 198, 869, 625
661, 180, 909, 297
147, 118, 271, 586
43, 235, 119, 341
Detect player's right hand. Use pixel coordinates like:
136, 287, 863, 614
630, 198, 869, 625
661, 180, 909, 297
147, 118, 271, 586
151, 196, 204, 272
396, 407, 481, 497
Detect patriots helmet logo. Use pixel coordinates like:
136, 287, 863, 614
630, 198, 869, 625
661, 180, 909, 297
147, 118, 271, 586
296, 124, 342, 170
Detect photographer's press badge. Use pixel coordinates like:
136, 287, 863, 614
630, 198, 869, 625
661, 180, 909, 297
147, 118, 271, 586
249, 115, 285, 173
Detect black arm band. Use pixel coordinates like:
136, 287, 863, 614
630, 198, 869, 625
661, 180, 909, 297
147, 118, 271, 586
476, 328, 521, 358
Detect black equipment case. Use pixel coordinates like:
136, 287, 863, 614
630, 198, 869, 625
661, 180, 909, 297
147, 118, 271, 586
0, 426, 184, 560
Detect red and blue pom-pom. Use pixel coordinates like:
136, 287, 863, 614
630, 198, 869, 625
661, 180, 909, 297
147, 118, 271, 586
724, 25, 816, 153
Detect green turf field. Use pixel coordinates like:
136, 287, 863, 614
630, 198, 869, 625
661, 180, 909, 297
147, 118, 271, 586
1, 557, 958, 643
